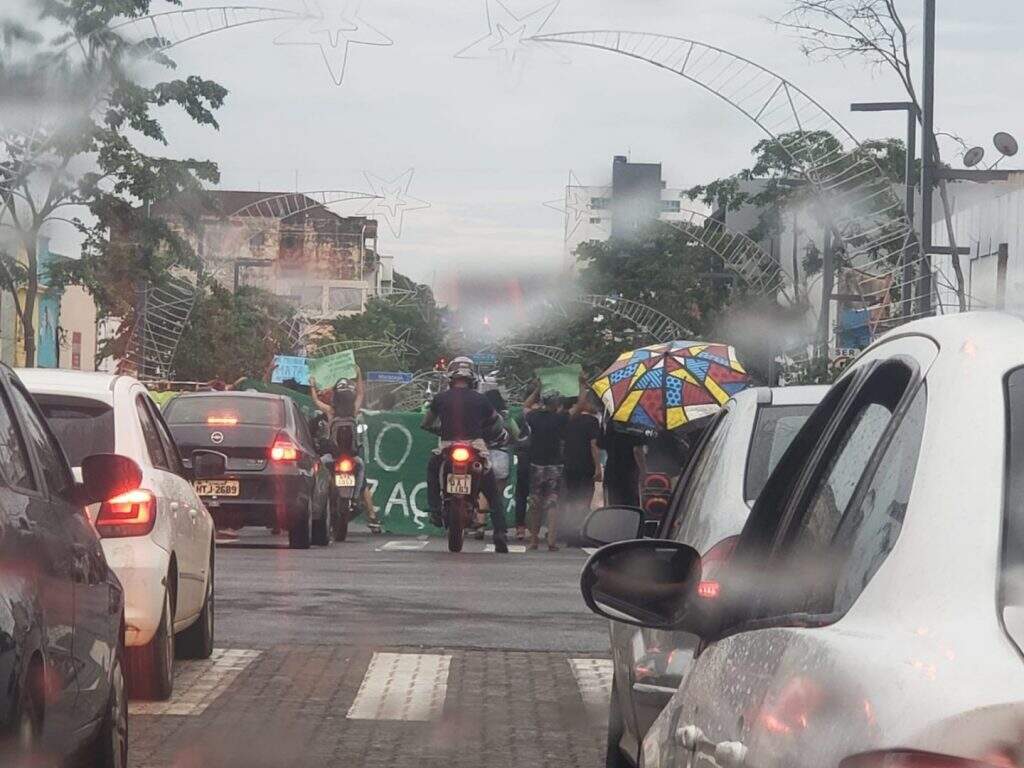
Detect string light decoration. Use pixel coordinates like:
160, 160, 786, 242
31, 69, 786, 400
361, 168, 430, 238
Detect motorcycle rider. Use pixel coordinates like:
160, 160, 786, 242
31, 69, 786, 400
310, 369, 381, 533
421, 357, 509, 553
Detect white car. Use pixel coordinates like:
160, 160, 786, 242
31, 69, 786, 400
17, 370, 216, 701
581, 312, 1024, 768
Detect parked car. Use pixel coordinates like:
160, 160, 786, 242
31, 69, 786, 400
581, 312, 1024, 768
17, 370, 219, 701
163, 391, 333, 549
0, 362, 146, 766
583, 384, 827, 767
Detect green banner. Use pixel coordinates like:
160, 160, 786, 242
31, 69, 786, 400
309, 349, 357, 388
536, 364, 582, 399
361, 411, 517, 536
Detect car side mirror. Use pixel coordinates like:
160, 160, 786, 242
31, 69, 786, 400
581, 539, 703, 631
192, 450, 227, 480
581, 506, 645, 546
78, 454, 143, 505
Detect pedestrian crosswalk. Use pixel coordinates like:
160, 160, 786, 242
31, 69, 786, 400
129, 648, 262, 716
347, 652, 452, 721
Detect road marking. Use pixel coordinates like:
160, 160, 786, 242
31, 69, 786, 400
129, 648, 261, 716
569, 658, 614, 718
483, 544, 527, 553
347, 652, 451, 721
376, 540, 430, 552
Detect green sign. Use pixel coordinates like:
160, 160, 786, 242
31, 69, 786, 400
361, 411, 517, 536
535, 364, 582, 399
309, 349, 358, 388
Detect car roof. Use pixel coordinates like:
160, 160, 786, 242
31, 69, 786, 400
171, 390, 289, 402
15, 368, 135, 405
729, 384, 830, 409
869, 310, 1024, 371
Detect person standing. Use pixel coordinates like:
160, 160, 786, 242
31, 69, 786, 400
562, 381, 603, 544
525, 378, 585, 551
601, 420, 643, 508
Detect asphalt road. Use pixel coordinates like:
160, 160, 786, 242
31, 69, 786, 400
214, 526, 609, 652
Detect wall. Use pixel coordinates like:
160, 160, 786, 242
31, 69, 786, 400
58, 285, 98, 371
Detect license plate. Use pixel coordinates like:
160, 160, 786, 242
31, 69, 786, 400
334, 473, 356, 488
446, 474, 472, 495
194, 480, 239, 497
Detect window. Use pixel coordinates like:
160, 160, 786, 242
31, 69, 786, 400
328, 286, 363, 312
147, 398, 185, 476
589, 217, 602, 224
136, 395, 169, 469
769, 361, 916, 618
8, 382, 73, 499
661, 199, 681, 213
590, 197, 610, 210
35, 395, 115, 467
164, 395, 285, 427
293, 404, 313, 450
665, 408, 736, 541
1002, 368, 1024, 652
743, 404, 818, 503
0, 386, 36, 491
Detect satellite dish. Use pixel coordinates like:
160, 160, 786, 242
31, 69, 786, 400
964, 146, 986, 168
994, 132, 1019, 157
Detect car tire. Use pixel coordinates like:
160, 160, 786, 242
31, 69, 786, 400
3, 658, 43, 761
177, 546, 215, 660
312, 496, 333, 547
90, 645, 128, 768
606, 677, 631, 768
126, 589, 174, 700
288, 501, 312, 550
334, 499, 350, 542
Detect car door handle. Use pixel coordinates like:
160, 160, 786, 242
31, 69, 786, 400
713, 741, 747, 767
675, 727, 747, 767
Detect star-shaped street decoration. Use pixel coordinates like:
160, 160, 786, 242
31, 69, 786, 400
383, 328, 418, 361
544, 171, 609, 240
274, 0, 393, 86
455, 0, 565, 68
361, 169, 430, 238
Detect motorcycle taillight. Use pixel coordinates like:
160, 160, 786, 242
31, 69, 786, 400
450, 445, 472, 463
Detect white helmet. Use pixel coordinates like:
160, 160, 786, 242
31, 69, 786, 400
447, 356, 476, 384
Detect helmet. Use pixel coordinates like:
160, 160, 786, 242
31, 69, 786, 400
447, 356, 476, 385
333, 378, 355, 394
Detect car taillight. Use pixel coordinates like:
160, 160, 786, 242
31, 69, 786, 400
450, 446, 471, 463
207, 414, 238, 426
337, 457, 355, 473
96, 489, 156, 538
270, 435, 298, 462
697, 535, 739, 601
841, 751, 1012, 768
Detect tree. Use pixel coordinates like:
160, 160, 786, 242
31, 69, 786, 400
776, 0, 968, 310
170, 282, 294, 382
0, 0, 226, 365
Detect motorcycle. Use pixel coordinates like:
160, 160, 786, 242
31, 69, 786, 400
438, 442, 485, 553
332, 454, 359, 542
640, 471, 673, 531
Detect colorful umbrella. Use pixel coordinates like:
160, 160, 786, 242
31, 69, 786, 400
592, 341, 751, 432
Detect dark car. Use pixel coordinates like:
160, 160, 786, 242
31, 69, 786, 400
163, 391, 333, 549
0, 362, 141, 767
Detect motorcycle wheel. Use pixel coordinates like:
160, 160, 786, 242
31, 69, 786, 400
334, 499, 350, 542
446, 499, 466, 553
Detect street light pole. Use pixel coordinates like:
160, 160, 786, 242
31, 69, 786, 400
920, 0, 936, 316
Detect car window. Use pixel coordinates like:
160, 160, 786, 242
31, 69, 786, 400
136, 394, 169, 469
145, 396, 185, 475
1001, 368, 1024, 653
743, 404, 818, 503
164, 395, 284, 426
293, 404, 313, 450
0, 385, 37, 492
766, 360, 916, 618
665, 407, 736, 541
7, 381, 74, 500
34, 395, 115, 467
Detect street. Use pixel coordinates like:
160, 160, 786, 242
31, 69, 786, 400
129, 528, 612, 768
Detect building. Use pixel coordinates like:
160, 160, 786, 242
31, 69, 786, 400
561, 156, 689, 268
147, 190, 391, 319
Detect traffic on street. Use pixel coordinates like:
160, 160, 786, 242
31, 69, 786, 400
4, 0, 1024, 766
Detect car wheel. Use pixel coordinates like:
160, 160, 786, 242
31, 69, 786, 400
606, 677, 631, 768
126, 589, 174, 700
312, 495, 333, 547
3, 659, 43, 761
91, 646, 128, 768
288, 501, 312, 550
177, 546, 215, 659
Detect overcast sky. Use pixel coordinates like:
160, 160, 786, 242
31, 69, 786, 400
32, 0, 1024, 288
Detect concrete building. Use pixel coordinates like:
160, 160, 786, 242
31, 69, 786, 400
146, 191, 390, 319
561, 155, 689, 268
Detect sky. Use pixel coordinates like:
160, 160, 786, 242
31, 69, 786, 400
20, 0, 1024, 290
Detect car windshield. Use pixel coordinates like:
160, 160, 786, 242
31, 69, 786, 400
744, 404, 817, 502
164, 396, 284, 427
34, 395, 115, 467
1003, 367, 1024, 653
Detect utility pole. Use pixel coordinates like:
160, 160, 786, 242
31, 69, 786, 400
920, 0, 936, 316
818, 229, 834, 357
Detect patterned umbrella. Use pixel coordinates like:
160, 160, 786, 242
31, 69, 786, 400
591, 341, 751, 432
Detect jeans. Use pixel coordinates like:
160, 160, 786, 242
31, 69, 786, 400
426, 452, 507, 535
527, 463, 564, 546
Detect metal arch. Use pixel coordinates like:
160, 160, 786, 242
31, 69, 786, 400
226, 190, 381, 221
384, 370, 446, 411
502, 344, 581, 366
668, 210, 792, 301
532, 31, 920, 323
568, 294, 689, 342
124, 270, 200, 381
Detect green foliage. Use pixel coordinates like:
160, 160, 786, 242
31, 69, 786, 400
170, 283, 294, 383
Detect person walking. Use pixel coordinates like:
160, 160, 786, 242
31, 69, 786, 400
562, 377, 603, 544
525, 378, 586, 551
474, 389, 518, 539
